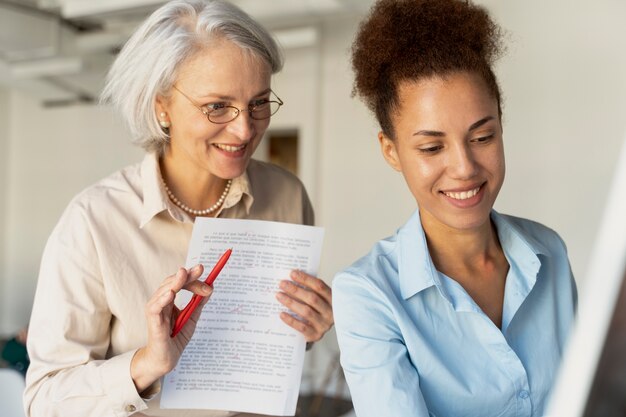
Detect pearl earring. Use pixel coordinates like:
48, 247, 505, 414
159, 112, 171, 128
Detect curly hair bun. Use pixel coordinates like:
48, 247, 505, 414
352, 0, 505, 136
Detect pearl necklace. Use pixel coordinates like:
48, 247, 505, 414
162, 178, 232, 216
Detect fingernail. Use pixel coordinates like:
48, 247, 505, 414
276, 292, 286, 301
192, 264, 202, 274
202, 284, 212, 294
279, 280, 289, 289
290, 270, 300, 278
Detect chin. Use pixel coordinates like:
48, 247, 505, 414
447, 212, 492, 231
208, 153, 252, 176
215, 162, 250, 180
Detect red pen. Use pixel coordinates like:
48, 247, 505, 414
170, 248, 232, 337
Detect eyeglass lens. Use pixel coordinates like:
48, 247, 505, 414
208, 101, 281, 123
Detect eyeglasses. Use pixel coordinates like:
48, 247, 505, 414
172, 85, 283, 124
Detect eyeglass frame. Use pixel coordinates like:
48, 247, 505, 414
171, 85, 284, 124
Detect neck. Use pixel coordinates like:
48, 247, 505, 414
420, 209, 502, 274
159, 151, 229, 213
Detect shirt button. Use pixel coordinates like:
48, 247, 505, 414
519, 390, 530, 399
125, 404, 137, 412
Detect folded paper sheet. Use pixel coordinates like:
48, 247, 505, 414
161, 218, 324, 416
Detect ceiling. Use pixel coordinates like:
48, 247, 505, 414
0, 0, 372, 106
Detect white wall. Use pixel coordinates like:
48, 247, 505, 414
0, 88, 9, 333
268, 41, 321, 202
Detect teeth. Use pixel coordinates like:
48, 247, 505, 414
444, 186, 480, 200
214, 143, 245, 152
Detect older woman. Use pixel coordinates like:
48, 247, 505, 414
24, 1, 333, 416
333, 1, 577, 416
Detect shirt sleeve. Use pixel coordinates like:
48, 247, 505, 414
561, 236, 578, 311
24, 202, 150, 417
333, 271, 431, 417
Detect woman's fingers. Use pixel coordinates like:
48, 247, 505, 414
276, 291, 318, 321
154, 264, 204, 294
146, 274, 178, 317
275, 271, 334, 342
277, 308, 324, 342
279, 271, 333, 317
279, 279, 331, 317
175, 295, 211, 341
279, 311, 313, 337
187, 295, 211, 327
288, 270, 333, 305
146, 267, 196, 335
185, 280, 213, 296
182, 264, 214, 296
155, 267, 187, 293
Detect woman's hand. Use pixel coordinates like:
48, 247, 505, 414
276, 270, 334, 343
131, 265, 212, 393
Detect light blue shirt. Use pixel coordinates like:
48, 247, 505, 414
333, 210, 577, 417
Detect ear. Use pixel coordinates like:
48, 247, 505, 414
155, 94, 170, 120
378, 131, 402, 172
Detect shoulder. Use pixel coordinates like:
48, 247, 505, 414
72, 162, 141, 207
500, 213, 555, 235
498, 212, 578, 317
333, 234, 399, 303
497, 212, 569, 256
56, 161, 143, 230
245, 159, 314, 225
333, 234, 404, 340
247, 159, 306, 191
39, 161, 141, 272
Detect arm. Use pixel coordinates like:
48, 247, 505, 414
25, 209, 145, 417
24, 207, 212, 417
333, 271, 431, 417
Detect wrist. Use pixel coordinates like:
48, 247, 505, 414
130, 348, 166, 393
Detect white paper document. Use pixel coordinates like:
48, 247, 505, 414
161, 218, 325, 416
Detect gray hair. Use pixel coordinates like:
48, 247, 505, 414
100, 0, 283, 153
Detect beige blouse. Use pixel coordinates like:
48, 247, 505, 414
24, 153, 314, 417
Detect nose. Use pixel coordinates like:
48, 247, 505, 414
449, 142, 479, 179
226, 110, 256, 142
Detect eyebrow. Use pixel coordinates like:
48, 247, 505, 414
413, 116, 495, 137
197, 88, 272, 100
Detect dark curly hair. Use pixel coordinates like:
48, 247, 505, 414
351, 0, 506, 138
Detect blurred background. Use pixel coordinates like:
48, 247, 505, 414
1, 0, 625, 415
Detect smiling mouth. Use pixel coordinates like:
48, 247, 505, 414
442, 185, 482, 200
213, 143, 247, 153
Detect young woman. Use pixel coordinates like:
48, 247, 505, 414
24, 1, 333, 416
333, 1, 577, 416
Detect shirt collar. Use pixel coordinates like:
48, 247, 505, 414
491, 210, 547, 296
398, 210, 441, 300
491, 210, 549, 258
396, 209, 549, 301
140, 152, 170, 228
139, 152, 254, 228
220, 168, 254, 215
